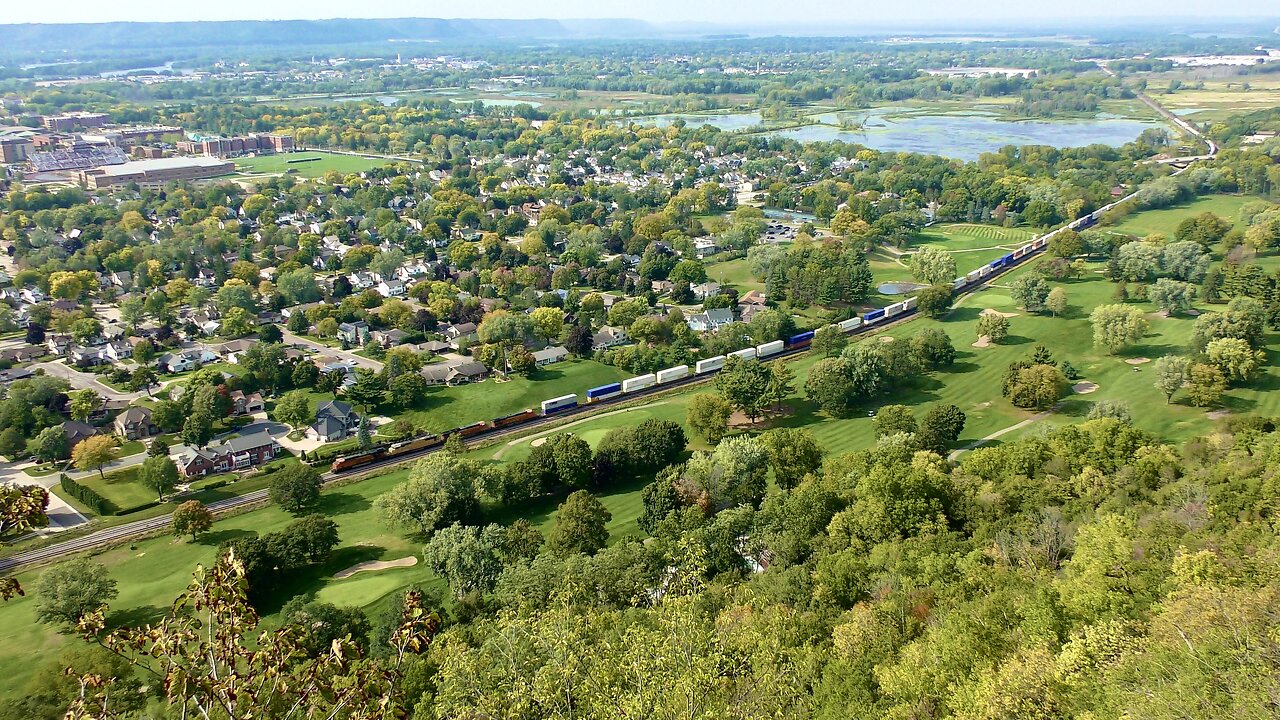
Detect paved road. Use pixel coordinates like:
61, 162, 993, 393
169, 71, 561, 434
281, 330, 384, 371
30, 360, 147, 402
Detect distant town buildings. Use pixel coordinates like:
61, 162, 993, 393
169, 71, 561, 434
41, 111, 110, 131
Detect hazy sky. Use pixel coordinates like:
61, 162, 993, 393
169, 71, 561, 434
3, 0, 1275, 25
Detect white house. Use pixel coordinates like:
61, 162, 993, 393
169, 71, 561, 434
687, 308, 734, 333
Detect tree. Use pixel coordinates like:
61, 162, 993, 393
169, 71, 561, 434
0, 427, 24, 460
1046, 286, 1068, 317
316, 317, 339, 338
30, 426, 69, 464
908, 246, 957, 285
65, 555, 437, 719
715, 357, 773, 423
68, 389, 101, 423
270, 463, 322, 515
128, 366, 158, 397
545, 433, 593, 490
917, 404, 966, 456
138, 455, 179, 500
388, 372, 429, 409
1153, 355, 1191, 403
976, 313, 1010, 344
565, 324, 593, 356
422, 523, 507, 598
1010, 276, 1051, 313
33, 557, 117, 629
915, 285, 954, 318
1204, 337, 1263, 384
71, 435, 116, 479
548, 490, 611, 556
1088, 400, 1132, 422
687, 393, 733, 444
1160, 240, 1211, 283
811, 324, 848, 357
343, 368, 386, 413
274, 390, 313, 429
1, 484, 48, 539
529, 306, 565, 344
761, 428, 824, 490
1004, 364, 1069, 410
1048, 229, 1083, 258
874, 405, 918, 438
476, 310, 534, 378
1189, 363, 1228, 408
1148, 278, 1196, 315
374, 454, 481, 537
180, 407, 216, 449
1090, 304, 1149, 354
172, 500, 213, 541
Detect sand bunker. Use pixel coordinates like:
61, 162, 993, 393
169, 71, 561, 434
530, 437, 548, 447
879, 335, 896, 343
1206, 410, 1231, 421
334, 556, 418, 580
972, 335, 992, 348
1073, 382, 1099, 394
980, 308, 1019, 318
1124, 357, 1151, 365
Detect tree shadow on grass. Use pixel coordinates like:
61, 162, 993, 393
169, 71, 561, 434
108, 604, 168, 630
1056, 398, 1093, 418
255, 544, 389, 614
948, 306, 984, 323
195, 527, 256, 546
1002, 334, 1035, 346
317, 491, 371, 517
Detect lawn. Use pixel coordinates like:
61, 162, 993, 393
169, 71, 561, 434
78, 466, 158, 515
705, 256, 765, 293
235, 151, 389, 178
1106, 193, 1263, 238
393, 359, 629, 433
7, 195, 1280, 699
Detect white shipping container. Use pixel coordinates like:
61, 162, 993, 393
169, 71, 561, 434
757, 340, 785, 357
838, 317, 862, 332
540, 394, 578, 413
729, 347, 758, 360
656, 365, 690, 384
622, 374, 657, 393
695, 356, 726, 374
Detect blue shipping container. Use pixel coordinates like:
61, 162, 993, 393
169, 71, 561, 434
586, 383, 623, 399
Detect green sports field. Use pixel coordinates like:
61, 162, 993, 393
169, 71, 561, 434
235, 151, 390, 178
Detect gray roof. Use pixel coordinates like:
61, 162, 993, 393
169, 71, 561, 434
317, 399, 357, 421
220, 431, 277, 453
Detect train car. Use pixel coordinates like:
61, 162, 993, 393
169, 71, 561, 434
757, 340, 785, 358
903, 296, 918, 311
1031, 236, 1048, 250
331, 446, 388, 473
952, 276, 968, 291
656, 365, 690, 384
540, 394, 578, 415
1012, 245, 1029, 259
622, 374, 657, 393
884, 301, 908, 318
787, 331, 815, 349
385, 434, 444, 458
1001, 252, 1015, 265
443, 421, 491, 439
492, 409, 538, 429
728, 347, 758, 361
966, 269, 984, 283
989, 257, 1006, 270
586, 382, 623, 403
977, 265, 994, 278
695, 356, 726, 374
838, 317, 862, 332
863, 308, 887, 324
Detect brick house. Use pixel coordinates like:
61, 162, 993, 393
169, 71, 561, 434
171, 431, 280, 477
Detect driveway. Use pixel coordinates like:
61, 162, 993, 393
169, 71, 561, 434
1, 458, 91, 534
281, 330, 384, 371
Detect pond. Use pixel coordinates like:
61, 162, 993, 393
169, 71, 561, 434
451, 98, 543, 108
766, 107, 1163, 160
878, 282, 928, 295
630, 112, 764, 131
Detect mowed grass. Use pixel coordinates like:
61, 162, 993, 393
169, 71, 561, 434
706, 256, 766, 293
6, 196, 1280, 698
78, 466, 158, 514
235, 151, 389, 178
395, 359, 629, 433
1106, 194, 1263, 238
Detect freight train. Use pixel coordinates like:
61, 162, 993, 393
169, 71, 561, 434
330, 226, 1066, 474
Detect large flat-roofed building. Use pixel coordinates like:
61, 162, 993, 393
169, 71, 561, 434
79, 156, 234, 189
176, 133, 294, 157
0, 138, 33, 164
42, 112, 110, 131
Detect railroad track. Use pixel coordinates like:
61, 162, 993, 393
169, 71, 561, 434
1, 107, 1219, 574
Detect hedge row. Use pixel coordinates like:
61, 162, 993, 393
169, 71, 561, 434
59, 473, 114, 516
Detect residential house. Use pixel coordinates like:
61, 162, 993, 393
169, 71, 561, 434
305, 400, 361, 443
0, 345, 44, 363
229, 390, 266, 416
0, 367, 36, 384
62, 420, 99, 447
419, 363, 452, 386
532, 345, 569, 366
692, 281, 721, 300
171, 431, 280, 477
443, 322, 477, 349
591, 325, 629, 351
414, 340, 452, 356
337, 321, 370, 346
376, 279, 406, 298
687, 308, 734, 333
217, 339, 256, 363
373, 328, 409, 348
104, 340, 133, 362
446, 360, 489, 385
158, 347, 216, 373
113, 406, 156, 440
68, 345, 107, 367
